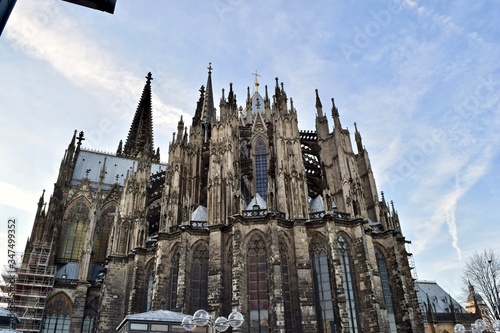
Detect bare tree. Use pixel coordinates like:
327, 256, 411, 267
462, 249, 500, 320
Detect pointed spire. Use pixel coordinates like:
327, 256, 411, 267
99, 157, 107, 184
36, 189, 45, 218
176, 116, 184, 143
315, 89, 323, 117
123, 72, 155, 158
202, 63, 216, 125
116, 140, 123, 155
331, 98, 341, 128
354, 122, 364, 153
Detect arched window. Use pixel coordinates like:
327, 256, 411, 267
279, 236, 294, 333
57, 201, 89, 262
375, 247, 397, 333
311, 240, 336, 333
146, 264, 154, 311
254, 139, 268, 200
93, 205, 115, 264
41, 293, 72, 333
248, 233, 268, 332
190, 243, 209, 313
81, 297, 98, 333
222, 238, 233, 316
337, 236, 360, 333
169, 251, 180, 310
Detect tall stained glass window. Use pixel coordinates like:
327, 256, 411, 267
375, 247, 397, 332
337, 236, 359, 333
170, 251, 180, 310
248, 233, 268, 333
41, 294, 72, 333
190, 243, 209, 313
312, 245, 336, 333
93, 205, 115, 264
254, 139, 268, 200
57, 201, 89, 262
146, 264, 154, 311
279, 237, 294, 332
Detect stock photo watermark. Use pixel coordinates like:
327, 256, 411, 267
339, 0, 405, 64
386, 72, 499, 190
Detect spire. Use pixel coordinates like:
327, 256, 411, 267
36, 189, 45, 218
116, 140, 123, 155
202, 63, 216, 126
331, 98, 341, 128
315, 89, 323, 117
122, 72, 155, 158
354, 122, 363, 153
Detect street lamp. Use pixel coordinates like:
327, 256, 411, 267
454, 319, 500, 332
182, 309, 244, 332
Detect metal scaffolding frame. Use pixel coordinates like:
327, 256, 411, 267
10, 243, 55, 333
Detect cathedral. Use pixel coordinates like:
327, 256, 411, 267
12, 66, 424, 332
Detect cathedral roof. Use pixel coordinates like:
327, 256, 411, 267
72, 149, 166, 187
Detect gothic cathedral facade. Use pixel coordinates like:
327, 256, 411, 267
19, 67, 424, 332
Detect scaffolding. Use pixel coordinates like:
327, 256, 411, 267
10, 243, 55, 333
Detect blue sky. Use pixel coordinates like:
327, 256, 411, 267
1, 0, 499, 302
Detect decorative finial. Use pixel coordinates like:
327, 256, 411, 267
208, 62, 213, 74
146, 72, 153, 83
77, 131, 85, 147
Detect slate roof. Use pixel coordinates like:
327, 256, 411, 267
72, 149, 166, 186
116, 309, 188, 330
415, 280, 466, 314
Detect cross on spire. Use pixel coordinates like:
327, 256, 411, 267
146, 72, 153, 83
207, 62, 213, 74
252, 70, 261, 92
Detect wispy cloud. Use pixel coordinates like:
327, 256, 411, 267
6, 0, 190, 138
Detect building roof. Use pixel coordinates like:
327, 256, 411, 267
415, 280, 466, 314
246, 193, 267, 210
72, 149, 166, 187
309, 195, 325, 213
116, 309, 188, 330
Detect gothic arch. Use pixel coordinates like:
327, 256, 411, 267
374, 245, 398, 333
168, 243, 181, 310
42, 292, 73, 333
336, 234, 360, 333
93, 203, 116, 264
188, 241, 209, 313
278, 232, 298, 332
82, 297, 99, 333
145, 258, 155, 311
57, 198, 90, 263
309, 232, 339, 333
252, 137, 269, 201
245, 231, 270, 332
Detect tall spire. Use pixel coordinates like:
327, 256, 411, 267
122, 72, 155, 158
202, 63, 216, 125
